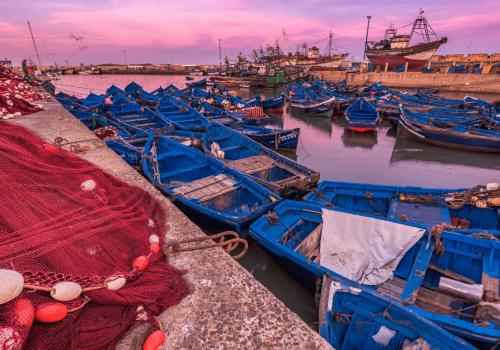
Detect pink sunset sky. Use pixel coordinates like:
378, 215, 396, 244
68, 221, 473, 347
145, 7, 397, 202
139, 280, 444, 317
1, 0, 499, 67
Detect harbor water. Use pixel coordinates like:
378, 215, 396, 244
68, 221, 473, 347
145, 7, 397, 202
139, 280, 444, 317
52, 74, 500, 330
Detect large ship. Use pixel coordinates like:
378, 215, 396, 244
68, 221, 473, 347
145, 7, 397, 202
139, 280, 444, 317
292, 32, 348, 68
365, 11, 447, 70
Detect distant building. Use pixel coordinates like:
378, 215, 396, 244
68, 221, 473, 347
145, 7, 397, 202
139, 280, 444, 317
1, 59, 12, 69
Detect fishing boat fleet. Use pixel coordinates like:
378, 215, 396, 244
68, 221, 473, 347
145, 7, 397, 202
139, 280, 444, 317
43, 5, 500, 340
45, 75, 500, 350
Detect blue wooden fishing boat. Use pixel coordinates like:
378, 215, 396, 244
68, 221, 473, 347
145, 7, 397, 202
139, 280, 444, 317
464, 96, 499, 113
344, 98, 380, 132
124, 81, 142, 94
105, 138, 145, 170
229, 124, 300, 151
106, 85, 125, 97
399, 106, 500, 152
289, 95, 337, 115
202, 122, 319, 198
109, 96, 174, 132
54, 92, 83, 107
303, 180, 500, 235
250, 199, 500, 347
245, 95, 262, 107
155, 94, 209, 131
141, 132, 281, 233
185, 76, 194, 81
319, 273, 476, 350
186, 78, 207, 87
164, 84, 180, 94
262, 93, 284, 112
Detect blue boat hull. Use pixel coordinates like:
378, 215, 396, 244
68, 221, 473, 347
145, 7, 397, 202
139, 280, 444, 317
245, 128, 300, 151
399, 108, 500, 152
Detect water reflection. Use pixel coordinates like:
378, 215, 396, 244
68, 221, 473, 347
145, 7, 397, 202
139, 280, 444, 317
391, 136, 500, 170
341, 129, 378, 149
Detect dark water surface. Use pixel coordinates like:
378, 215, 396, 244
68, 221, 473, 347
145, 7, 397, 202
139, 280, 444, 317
53, 75, 500, 330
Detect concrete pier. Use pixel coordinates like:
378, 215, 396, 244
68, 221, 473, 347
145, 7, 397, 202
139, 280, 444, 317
313, 71, 500, 94
8, 89, 332, 350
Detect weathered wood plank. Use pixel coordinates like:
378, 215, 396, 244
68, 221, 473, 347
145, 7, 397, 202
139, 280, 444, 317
400, 241, 435, 305
294, 223, 323, 257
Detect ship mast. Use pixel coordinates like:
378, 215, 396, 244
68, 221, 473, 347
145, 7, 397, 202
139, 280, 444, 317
27, 21, 42, 69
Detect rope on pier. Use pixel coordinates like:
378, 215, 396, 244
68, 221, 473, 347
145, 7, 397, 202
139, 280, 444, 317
163, 231, 248, 260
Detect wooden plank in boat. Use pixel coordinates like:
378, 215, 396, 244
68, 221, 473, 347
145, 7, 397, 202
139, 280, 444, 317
400, 241, 435, 305
229, 155, 306, 181
173, 174, 237, 200
294, 223, 323, 258
229, 155, 275, 173
482, 253, 500, 301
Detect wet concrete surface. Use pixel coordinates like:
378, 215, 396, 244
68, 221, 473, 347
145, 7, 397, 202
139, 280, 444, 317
8, 88, 332, 350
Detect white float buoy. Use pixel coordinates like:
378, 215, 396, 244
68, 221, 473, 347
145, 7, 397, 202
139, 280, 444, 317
81, 180, 96, 191
149, 234, 160, 244
106, 276, 126, 291
0, 269, 25, 305
50, 282, 82, 301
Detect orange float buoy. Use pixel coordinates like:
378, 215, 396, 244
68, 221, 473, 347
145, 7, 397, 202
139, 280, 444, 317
35, 302, 67, 323
133, 256, 148, 270
42, 144, 59, 155
143, 330, 165, 350
150, 243, 160, 254
16, 299, 35, 327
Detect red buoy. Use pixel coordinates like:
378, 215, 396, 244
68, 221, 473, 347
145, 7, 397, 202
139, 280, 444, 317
42, 144, 59, 155
150, 243, 160, 254
16, 299, 35, 327
35, 302, 67, 323
133, 256, 149, 271
143, 330, 165, 350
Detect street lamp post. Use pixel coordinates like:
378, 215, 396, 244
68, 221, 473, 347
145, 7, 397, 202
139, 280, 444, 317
218, 39, 222, 69
363, 16, 372, 61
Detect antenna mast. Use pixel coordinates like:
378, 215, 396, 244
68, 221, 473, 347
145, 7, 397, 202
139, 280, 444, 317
27, 21, 42, 68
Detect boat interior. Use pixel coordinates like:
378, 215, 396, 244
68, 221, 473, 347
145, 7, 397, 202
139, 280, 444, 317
151, 137, 266, 216
260, 201, 500, 338
156, 105, 207, 130
308, 182, 500, 234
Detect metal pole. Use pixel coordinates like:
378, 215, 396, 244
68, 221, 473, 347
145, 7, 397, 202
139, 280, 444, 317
124, 51, 127, 65
218, 39, 222, 69
363, 16, 372, 61
27, 22, 42, 69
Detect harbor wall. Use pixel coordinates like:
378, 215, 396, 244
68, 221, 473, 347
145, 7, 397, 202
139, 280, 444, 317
313, 71, 500, 94
9, 88, 332, 350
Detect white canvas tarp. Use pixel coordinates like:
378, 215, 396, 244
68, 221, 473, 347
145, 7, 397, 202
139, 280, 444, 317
320, 209, 425, 285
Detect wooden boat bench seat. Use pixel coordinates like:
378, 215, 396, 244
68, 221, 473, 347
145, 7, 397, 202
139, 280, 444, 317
220, 144, 246, 152
173, 174, 237, 200
159, 161, 210, 180
156, 150, 187, 161
388, 199, 451, 226
228, 155, 306, 181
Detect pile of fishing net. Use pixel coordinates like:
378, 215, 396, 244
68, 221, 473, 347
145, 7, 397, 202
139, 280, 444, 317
0, 66, 44, 120
0, 122, 189, 350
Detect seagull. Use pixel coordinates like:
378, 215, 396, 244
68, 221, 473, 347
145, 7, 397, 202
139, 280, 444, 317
70, 33, 84, 42
79, 46, 90, 51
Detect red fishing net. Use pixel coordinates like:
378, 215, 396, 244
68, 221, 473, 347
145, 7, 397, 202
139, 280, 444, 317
0, 122, 189, 350
0, 66, 44, 119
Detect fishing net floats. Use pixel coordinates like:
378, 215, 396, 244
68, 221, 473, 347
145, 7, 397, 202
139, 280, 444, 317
0, 179, 165, 348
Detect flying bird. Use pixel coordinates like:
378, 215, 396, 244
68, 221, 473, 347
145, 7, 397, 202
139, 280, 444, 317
70, 33, 84, 42
79, 46, 90, 51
